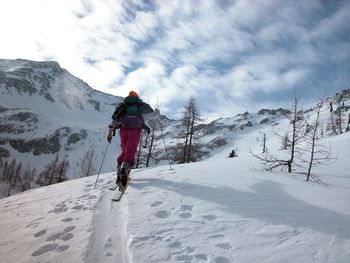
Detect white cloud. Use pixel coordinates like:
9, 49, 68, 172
0, 0, 349, 121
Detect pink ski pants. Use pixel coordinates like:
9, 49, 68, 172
117, 128, 141, 167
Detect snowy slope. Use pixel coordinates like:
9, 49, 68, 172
1, 132, 349, 263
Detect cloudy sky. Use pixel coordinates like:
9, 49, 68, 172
0, 0, 349, 120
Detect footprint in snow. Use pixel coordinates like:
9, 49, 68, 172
216, 242, 232, 250
33, 229, 47, 238
215, 256, 231, 263
61, 233, 74, 241
169, 241, 182, 248
63, 226, 75, 232
56, 245, 70, 252
208, 234, 225, 239
179, 212, 192, 219
202, 214, 217, 221
155, 210, 171, 218
46, 233, 62, 241
32, 244, 58, 257
195, 254, 208, 261
176, 254, 193, 261
45, 226, 75, 241
62, 217, 73, 222
180, 205, 193, 211
71, 204, 85, 210
150, 201, 163, 207
48, 202, 68, 214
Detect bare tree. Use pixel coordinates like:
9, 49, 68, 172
187, 98, 203, 162
251, 148, 291, 171
38, 156, 69, 186
5, 160, 16, 185
262, 133, 266, 153
284, 96, 307, 172
329, 93, 346, 135
1, 160, 9, 182
303, 100, 333, 182
178, 102, 192, 163
7, 162, 25, 196
23, 165, 36, 190
37, 155, 59, 186
252, 94, 306, 173
177, 97, 203, 163
57, 160, 69, 183
146, 129, 155, 167
81, 149, 96, 177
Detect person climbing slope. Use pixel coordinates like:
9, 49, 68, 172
107, 90, 159, 190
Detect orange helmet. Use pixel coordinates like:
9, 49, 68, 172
129, 90, 139, 97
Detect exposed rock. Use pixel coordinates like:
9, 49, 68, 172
7, 112, 39, 123
67, 129, 88, 145
260, 118, 270, 124
0, 146, 10, 159
87, 99, 100, 111
240, 121, 253, 130
9, 131, 61, 155
207, 137, 227, 149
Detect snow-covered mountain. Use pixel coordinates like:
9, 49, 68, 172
0, 59, 126, 193
1, 58, 349, 199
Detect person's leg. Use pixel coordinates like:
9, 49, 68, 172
117, 128, 128, 165
123, 128, 142, 168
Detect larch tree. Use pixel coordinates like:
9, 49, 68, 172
177, 97, 203, 163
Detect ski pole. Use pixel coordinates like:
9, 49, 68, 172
158, 119, 173, 170
94, 142, 109, 189
143, 132, 149, 148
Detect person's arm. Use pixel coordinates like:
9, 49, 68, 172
141, 102, 160, 120
107, 120, 121, 143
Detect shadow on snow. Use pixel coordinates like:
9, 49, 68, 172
131, 178, 350, 239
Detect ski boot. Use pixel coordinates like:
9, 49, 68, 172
115, 163, 122, 186
119, 162, 130, 191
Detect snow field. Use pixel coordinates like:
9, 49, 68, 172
0, 132, 349, 263
125, 156, 350, 263
0, 176, 102, 263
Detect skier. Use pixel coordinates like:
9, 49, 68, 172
107, 90, 158, 190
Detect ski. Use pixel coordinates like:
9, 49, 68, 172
111, 177, 131, 202
109, 184, 120, 191
111, 189, 126, 202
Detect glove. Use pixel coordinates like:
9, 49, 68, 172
107, 129, 113, 143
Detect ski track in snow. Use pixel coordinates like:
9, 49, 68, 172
85, 178, 131, 263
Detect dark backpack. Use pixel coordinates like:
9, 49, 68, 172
111, 101, 142, 121
111, 103, 127, 121
111, 97, 145, 128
